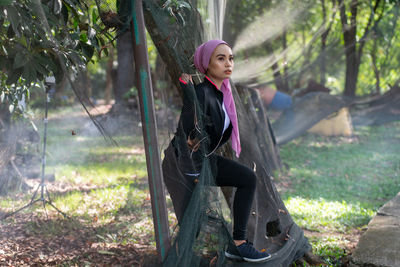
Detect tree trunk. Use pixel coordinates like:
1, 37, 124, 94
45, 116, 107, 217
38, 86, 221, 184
105, 47, 114, 104
55, 73, 67, 100
143, 1, 313, 265
282, 30, 290, 92
0, 105, 18, 195
264, 42, 290, 93
320, 0, 328, 85
114, 31, 135, 108
85, 69, 92, 99
371, 34, 381, 95
343, 44, 359, 97
319, 0, 337, 86
339, 0, 384, 97
339, 0, 358, 97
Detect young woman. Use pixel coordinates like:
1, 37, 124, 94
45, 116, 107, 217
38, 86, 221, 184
162, 40, 271, 263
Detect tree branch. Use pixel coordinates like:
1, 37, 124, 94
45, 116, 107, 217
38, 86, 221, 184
357, 0, 384, 64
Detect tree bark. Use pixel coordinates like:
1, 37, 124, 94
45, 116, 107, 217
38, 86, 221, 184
105, 47, 114, 104
339, 0, 384, 97
371, 33, 381, 95
282, 30, 290, 92
264, 42, 290, 93
143, 1, 314, 265
320, 0, 327, 85
0, 105, 18, 195
320, 0, 337, 86
114, 31, 135, 108
339, 0, 358, 97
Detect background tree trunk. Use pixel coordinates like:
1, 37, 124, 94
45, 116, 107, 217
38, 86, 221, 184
339, 0, 358, 97
371, 34, 381, 95
264, 42, 290, 93
282, 30, 290, 92
0, 106, 18, 195
114, 31, 135, 109
105, 48, 114, 104
339, 0, 384, 97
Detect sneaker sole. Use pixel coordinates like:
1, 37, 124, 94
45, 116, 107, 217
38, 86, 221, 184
243, 254, 272, 263
225, 251, 243, 260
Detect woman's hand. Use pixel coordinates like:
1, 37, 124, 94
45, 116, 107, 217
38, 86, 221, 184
187, 136, 200, 152
180, 73, 193, 84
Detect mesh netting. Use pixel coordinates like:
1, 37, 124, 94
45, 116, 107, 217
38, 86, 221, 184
131, 0, 312, 266
2, 0, 399, 265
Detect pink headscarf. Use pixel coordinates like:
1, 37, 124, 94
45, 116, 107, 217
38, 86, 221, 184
194, 40, 241, 158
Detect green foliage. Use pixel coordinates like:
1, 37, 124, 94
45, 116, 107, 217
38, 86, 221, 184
227, 0, 400, 95
0, 0, 112, 114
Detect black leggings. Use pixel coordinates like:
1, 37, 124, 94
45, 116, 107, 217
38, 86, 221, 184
214, 155, 256, 240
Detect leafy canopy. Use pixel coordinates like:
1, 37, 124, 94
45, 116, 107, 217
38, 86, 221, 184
0, 0, 112, 113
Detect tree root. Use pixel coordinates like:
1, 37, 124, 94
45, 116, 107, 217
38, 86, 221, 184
292, 251, 327, 266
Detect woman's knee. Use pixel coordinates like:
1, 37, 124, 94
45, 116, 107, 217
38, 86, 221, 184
247, 171, 257, 190
237, 169, 256, 190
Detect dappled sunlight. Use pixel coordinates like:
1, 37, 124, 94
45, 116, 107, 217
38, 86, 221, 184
54, 162, 147, 186
307, 234, 356, 266
52, 185, 144, 220
130, 217, 156, 243
284, 196, 374, 233
279, 123, 400, 209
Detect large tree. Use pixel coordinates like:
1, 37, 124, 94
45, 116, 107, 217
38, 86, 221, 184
338, 0, 386, 97
142, 1, 318, 265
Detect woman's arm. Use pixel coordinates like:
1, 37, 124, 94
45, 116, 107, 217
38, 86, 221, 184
179, 74, 205, 152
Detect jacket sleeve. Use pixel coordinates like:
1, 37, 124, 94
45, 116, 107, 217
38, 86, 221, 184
179, 80, 205, 140
174, 80, 207, 174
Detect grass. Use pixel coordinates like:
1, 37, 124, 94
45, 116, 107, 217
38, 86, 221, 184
285, 197, 374, 233
1, 104, 399, 266
279, 123, 400, 207
0, 106, 164, 252
278, 121, 400, 265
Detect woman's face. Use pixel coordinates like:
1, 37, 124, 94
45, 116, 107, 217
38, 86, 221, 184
206, 44, 234, 85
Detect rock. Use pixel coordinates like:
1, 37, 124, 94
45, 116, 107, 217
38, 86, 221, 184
350, 192, 400, 267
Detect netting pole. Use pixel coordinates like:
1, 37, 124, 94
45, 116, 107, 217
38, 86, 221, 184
130, 0, 170, 261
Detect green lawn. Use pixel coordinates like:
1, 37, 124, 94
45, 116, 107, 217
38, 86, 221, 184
278, 121, 400, 265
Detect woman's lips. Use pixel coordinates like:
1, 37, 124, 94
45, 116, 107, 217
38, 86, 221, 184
224, 70, 232, 74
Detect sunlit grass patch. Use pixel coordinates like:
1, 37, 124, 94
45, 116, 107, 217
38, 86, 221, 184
54, 161, 147, 185
53, 184, 149, 223
308, 235, 347, 266
0, 196, 29, 212
285, 197, 374, 232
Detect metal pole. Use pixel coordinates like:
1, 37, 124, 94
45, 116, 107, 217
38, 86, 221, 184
130, 0, 170, 261
1, 77, 68, 221
40, 84, 50, 202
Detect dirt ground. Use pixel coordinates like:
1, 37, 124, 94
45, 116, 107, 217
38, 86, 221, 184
0, 189, 160, 267
0, 212, 361, 266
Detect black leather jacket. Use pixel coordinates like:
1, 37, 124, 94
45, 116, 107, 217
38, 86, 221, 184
172, 77, 232, 174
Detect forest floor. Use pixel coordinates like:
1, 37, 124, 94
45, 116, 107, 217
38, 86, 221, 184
0, 102, 399, 266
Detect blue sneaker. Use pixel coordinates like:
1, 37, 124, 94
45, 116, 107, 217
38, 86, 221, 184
225, 241, 271, 263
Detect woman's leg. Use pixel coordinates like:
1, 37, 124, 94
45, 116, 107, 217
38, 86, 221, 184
214, 155, 256, 241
